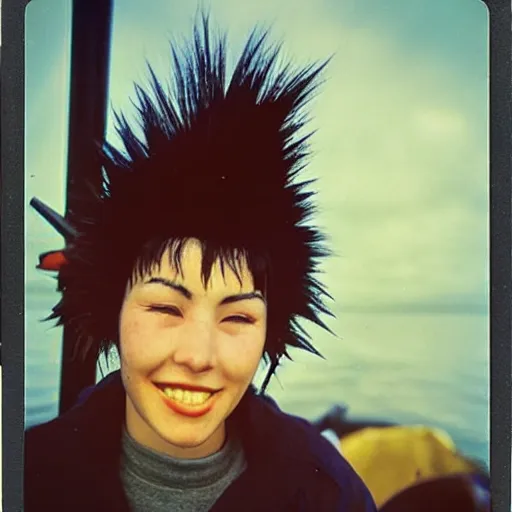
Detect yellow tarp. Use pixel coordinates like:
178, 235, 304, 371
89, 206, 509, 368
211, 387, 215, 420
339, 425, 477, 508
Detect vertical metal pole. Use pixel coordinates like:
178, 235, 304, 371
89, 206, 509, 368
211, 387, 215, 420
59, 0, 114, 414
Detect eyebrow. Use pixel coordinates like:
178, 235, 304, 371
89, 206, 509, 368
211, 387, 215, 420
145, 277, 265, 305
146, 278, 192, 300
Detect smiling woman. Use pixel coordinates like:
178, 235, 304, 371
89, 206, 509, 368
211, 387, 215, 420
121, 241, 267, 460
23, 13, 375, 512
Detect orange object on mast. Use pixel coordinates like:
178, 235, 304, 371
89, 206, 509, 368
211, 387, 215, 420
37, 250, 68, 271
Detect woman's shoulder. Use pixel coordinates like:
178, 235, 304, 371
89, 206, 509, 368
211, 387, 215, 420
238, 391, 376, 511
24, 412, 83, 511
246, 390, 355, 472
25, 371, 125, 468
25, 413, 73, 467
25, 375, 128, 510
278, 407, 375, 509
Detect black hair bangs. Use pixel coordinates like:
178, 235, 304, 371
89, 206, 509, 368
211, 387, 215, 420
128, 237, 271, 296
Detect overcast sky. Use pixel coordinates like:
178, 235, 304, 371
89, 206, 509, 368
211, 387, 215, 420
25, 0, 488, 313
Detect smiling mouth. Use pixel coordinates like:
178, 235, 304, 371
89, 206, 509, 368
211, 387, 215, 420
154, 384, 221, 415
160, 386, 212, 405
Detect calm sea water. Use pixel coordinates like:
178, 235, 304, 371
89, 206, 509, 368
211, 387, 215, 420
25, 280, 490, 468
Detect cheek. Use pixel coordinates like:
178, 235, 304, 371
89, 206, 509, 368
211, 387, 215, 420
119, 309, 168, 369
218, 329, 266, 382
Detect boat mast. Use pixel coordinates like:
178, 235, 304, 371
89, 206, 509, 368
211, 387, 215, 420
60, 0, 114, 414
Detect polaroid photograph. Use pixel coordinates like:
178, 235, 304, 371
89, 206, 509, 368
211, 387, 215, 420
1, 0, 506, 510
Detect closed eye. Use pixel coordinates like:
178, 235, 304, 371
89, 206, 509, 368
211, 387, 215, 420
147, 305, 182, 317
223, 315, 256, 324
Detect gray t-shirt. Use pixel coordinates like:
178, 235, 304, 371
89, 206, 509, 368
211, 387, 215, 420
120, 427, 247, 512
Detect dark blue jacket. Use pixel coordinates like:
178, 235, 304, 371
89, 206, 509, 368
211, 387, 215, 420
25, 371, 376, 511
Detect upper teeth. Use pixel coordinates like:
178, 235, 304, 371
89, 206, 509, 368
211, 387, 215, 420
162, 387, 212, 405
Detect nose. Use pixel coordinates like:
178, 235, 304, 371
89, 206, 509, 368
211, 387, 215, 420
171, 317, 217, 373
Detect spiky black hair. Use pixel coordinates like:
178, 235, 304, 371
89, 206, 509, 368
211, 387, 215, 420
52, 16, 334, 393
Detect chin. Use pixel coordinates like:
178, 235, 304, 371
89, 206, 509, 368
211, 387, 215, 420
155, 425, 224, 458
158, 423, 210, 444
